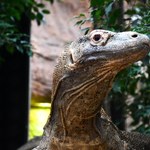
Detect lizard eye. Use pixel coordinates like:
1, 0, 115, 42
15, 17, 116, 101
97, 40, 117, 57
89, 30, 113, 46
92, 34, 101, 42
90, 33, 102, 45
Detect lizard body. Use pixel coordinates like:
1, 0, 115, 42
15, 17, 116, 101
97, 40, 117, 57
34, 30, 150, 150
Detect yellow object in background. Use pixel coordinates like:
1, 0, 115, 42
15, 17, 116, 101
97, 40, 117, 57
29, 102, 51, 139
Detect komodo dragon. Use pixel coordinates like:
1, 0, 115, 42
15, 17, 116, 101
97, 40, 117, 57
19, 30, 150, 150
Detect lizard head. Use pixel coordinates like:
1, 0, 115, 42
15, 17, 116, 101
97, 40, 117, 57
69, 29, 150, 72
51, 30, 150, 121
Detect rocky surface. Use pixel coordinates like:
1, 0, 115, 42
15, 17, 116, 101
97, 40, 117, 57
31, 0, 89, 101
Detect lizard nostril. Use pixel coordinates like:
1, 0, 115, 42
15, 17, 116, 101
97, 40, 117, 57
131, 34, 138, 38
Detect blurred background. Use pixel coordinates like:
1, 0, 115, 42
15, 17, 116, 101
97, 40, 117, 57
30, 0, 89, 140
0, 0, 149, 150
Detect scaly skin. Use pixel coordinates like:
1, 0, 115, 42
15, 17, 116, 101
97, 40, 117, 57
34, 30, 150, 150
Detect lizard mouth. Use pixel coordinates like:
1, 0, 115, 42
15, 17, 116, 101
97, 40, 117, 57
76, 43, 150, 66
143, 42, 150, 49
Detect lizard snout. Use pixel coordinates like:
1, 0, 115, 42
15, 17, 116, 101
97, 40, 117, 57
131, 32, 150, 48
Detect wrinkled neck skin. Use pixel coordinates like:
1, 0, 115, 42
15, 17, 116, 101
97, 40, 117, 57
57, 66, 114, 124
43, 61, 120, 148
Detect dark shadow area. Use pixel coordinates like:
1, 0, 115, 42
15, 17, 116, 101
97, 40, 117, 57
0, 13, 30, 150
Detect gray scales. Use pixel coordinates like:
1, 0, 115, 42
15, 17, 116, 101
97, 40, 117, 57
19, 30, 150, 150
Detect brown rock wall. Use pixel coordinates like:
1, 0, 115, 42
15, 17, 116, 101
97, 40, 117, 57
31, 0, 89, 101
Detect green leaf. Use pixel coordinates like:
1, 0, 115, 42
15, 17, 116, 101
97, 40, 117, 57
30, 12, 36, 20
105, 2, 114, 17
26, 49, 33, 56
16, 45, 24, 53
79, 13, 86, 17
36, 12, 43, 25
20, 40, 29, 44
33, 6, 39, 12
0, 22, 14, 28
45, 0, 54, 4
75, 20, 86, 26
90, 0, 105, 7
6, 45, 15, 54
42, 9, 50, 14
124, 9, 137, 15
36, 3, 45, 8
81, 27, 90, 35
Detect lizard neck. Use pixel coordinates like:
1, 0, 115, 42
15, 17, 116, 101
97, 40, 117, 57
49, 71, 115, 140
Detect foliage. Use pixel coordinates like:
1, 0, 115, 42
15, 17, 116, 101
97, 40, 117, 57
75, 0, 150, 134
0, 0, 53, 61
